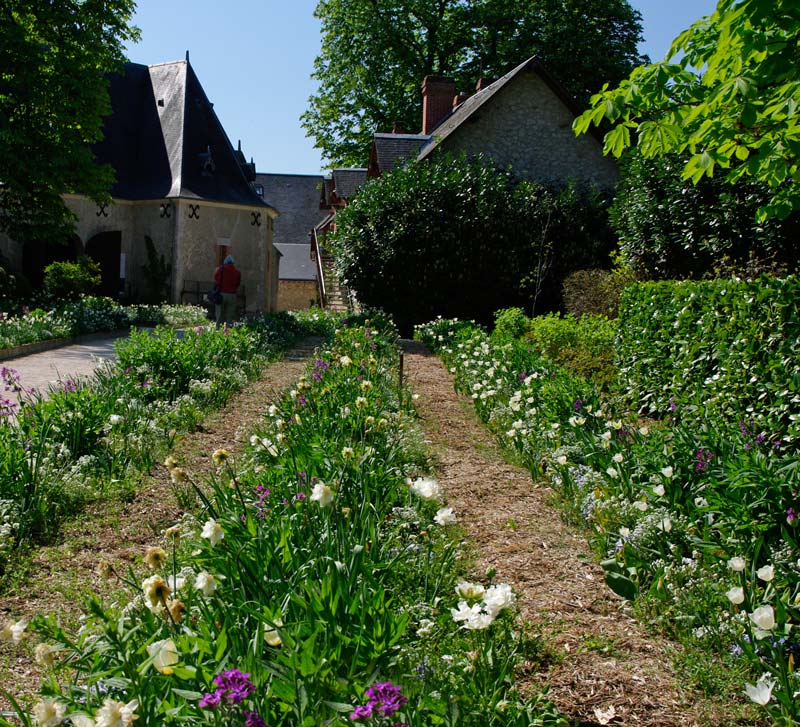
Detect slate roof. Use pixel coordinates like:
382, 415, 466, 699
372, 133, 429, 173
255, 173, 326, 246
331, 168, 368, 200
94, 60, 270, 209
417, 56, 601, 161
273, 243, 317, 281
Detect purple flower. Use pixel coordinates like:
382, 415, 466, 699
573, 398, 583, 411
211, 669, 256, 705
198, 690, 222, 710
350, 681, 409, 721
350, 704, 374, 721
694, 447, 714, 472
518, 372, 527, 381
244, 710, 267, 727
788, 507, 796, 524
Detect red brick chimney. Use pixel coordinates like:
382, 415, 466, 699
422, 75, 457, 134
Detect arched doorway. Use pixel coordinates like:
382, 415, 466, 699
85, 231, 123, 298
22, 234, 83, 288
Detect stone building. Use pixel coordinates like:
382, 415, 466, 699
0, 57, 280, 312
254, 173, 327, 311
368, 56, 618, 187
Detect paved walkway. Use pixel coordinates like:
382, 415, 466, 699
1, 335, 123, 397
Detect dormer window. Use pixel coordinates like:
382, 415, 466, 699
253, 183, 264, 197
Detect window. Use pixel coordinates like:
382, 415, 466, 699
254, 184, 264, 197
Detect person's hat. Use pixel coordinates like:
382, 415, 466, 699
224, 255, 234, 264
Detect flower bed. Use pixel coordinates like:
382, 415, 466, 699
0, 297, 210, 352
0, 316, 564, 727
417, 317, 799, 724
0, 312, 329, 569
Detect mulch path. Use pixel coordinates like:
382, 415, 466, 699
401, 340, 734, 727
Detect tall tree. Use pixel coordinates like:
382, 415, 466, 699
0, 0, 139, 244
302, 0, 645, 167
574, 0, 800, 221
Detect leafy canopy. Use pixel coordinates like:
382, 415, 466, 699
0, 0, 139, 243
303, 0, 645, 167
574, 0, 800, 220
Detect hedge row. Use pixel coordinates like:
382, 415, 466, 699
616, 276, 800, 442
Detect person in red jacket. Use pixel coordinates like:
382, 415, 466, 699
213, 255, 242, 326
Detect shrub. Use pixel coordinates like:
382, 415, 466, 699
492, 307, 530, 339
43, 255, 101, 301
524, 313, 617, 389
139, 235, 172, 303
562, 267, 637, 319
331, 154, 613, 334
610, 150, 800, 280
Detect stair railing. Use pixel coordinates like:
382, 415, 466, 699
311, 228, 327, 309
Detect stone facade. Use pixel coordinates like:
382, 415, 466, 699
0, 196, 278, 312
277, 280, 319, 311
426, 71, 618, 188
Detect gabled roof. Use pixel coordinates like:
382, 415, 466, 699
94, 60, 269, 208
372, 133, 429, 174
274, 242, 317, 281
417, 56, 601, 161
331, 168, 368, 200
256, 172, 327, 247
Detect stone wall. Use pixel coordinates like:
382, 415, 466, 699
277, 280, 319, 311
441, 71, 618, 188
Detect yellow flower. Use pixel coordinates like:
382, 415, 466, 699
212, 448, 229, 466
0, 618, 27, 643
97, 560, 115, 579
142, 575, 171, 610
166, 600, 187, 624
163, 455, 177, 470
144, 546, 167, 570
169, 467, 188, 484
264, 619, 283, 647
164, 526, 181, 541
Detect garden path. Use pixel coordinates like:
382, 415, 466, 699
401, 340, 729, 727
0, 336, 324, 710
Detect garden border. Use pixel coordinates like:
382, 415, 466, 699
0, 329, 135, 362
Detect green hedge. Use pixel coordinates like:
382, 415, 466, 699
616, 276, 800, 440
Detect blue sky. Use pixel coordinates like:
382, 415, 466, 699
125, 0, 719, 176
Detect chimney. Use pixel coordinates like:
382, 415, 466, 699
453, 92, 469, 110
421, 75, 456, 134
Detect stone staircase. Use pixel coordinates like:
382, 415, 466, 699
319, 249, 356, 313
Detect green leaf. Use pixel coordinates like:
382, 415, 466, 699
604, 571, 638, 601
603, 124, 631, 157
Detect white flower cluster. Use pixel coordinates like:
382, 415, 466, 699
450, 581, 515, 630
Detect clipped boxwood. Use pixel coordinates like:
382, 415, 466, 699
617, 276, 800, 439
